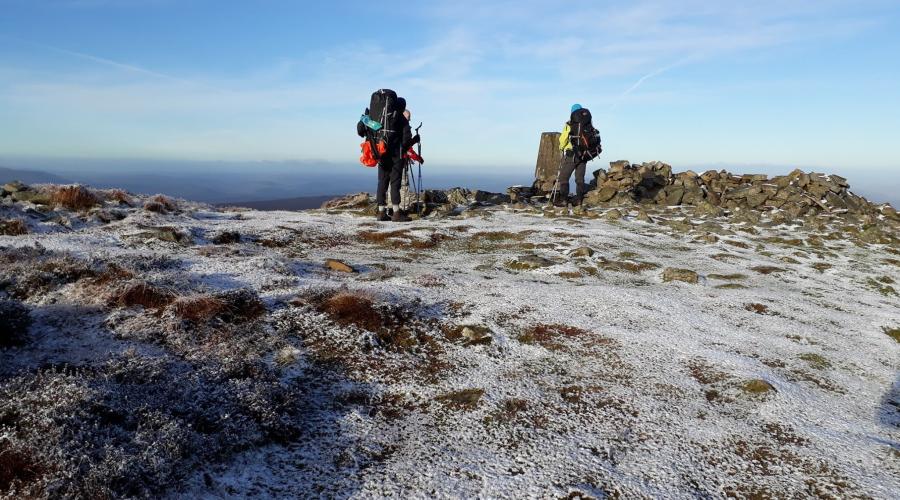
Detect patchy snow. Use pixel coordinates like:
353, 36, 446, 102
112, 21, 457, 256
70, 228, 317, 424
2, 197, 899, 498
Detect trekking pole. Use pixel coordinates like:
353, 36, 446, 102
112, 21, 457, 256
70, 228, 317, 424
408, 158, 419, 213
547, 151, 565, 208
415, 122, 423, 216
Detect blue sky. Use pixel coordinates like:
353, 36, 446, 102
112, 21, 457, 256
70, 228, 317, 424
1, 1, 899, 186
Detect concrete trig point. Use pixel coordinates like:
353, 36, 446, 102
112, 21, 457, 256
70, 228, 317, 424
533, 132, 561, 193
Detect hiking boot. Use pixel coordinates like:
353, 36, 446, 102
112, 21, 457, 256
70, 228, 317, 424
391, 210, 412, 222
376, 209, 390, 222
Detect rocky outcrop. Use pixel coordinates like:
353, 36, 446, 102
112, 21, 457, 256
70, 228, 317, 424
556, 160, 895, 221
321, 192, 370, 210
291, 163, 896, 226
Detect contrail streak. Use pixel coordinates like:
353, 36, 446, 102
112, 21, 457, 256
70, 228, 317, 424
609, 57, 693, 111
4, 35, 222, 91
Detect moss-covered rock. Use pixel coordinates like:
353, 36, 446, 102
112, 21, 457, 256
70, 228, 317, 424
662, 268, 699, 284
324, 259, 356, 273
505, 254, 555, 271
742, 379, 776, 394
883, 326, 900, 343
799, 353, 831, 370
569, 246, 595, 258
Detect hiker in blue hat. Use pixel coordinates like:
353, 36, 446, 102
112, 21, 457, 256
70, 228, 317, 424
556, 103, 602, 206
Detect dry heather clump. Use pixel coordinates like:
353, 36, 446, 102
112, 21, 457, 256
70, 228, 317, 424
143, 201, 166, 213
414, 274, 446, 288
320, 292, 383, 331
409, 232, 451, 249
216, 289, 266, 322
211, 231, 241, 245
357, 229, 412, 244
0, 251, 99, 300
90, 263, 135, 287
471, 230, 526, 241
292, 289, 431, 352
745, 303, 772, 315
519, 323, 591, 350
0, 218, 28, 236
173, 290, 265, 324
105, 189, 133, 206
0, 441, 48, 495
144, 195, 177, 214
172, 295, 227, 323
150, 194, 176, 211
49, 185, 101, 212
110, 281, 177, 309
356, 229, 450, 249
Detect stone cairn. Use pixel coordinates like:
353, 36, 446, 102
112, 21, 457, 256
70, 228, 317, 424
524, 159, 898, 222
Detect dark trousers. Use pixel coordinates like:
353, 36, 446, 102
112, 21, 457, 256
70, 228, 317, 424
376, 149, 404, 207
558, 153, 587, 202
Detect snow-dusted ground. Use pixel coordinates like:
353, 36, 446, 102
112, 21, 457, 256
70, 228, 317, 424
2, 198, 899, 498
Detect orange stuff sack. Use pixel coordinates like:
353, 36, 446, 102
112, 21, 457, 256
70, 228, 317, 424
360, 141, 378, 167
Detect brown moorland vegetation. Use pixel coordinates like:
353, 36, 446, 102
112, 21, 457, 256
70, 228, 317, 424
49, 185, 101, 212
0, 218, 27, 236
110, 281, 177, 309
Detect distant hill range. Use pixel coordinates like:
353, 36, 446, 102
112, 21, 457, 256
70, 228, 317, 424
0, 166, 70, 185
221, 195, 339, 211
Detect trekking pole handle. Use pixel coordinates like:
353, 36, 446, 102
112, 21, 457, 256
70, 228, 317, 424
415, 122, 422, 134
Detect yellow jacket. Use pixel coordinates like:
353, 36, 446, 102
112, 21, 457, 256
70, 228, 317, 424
559, 123, 572, 151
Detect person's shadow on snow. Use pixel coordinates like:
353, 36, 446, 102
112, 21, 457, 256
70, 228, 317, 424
877, 373, 900, 451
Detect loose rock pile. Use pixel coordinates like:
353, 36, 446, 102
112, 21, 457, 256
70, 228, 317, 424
1, 181, 51, 205
536, 160, 898, 221
322, 161, 898, 227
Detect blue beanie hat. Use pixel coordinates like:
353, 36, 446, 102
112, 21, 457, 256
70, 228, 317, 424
571, 103, 583, 113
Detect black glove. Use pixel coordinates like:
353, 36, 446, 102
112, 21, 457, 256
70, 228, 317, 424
403, 134, 421, 151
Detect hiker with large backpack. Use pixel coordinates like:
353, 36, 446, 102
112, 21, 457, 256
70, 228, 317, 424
555, 103, 602, 207
357, 89, 420, 222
